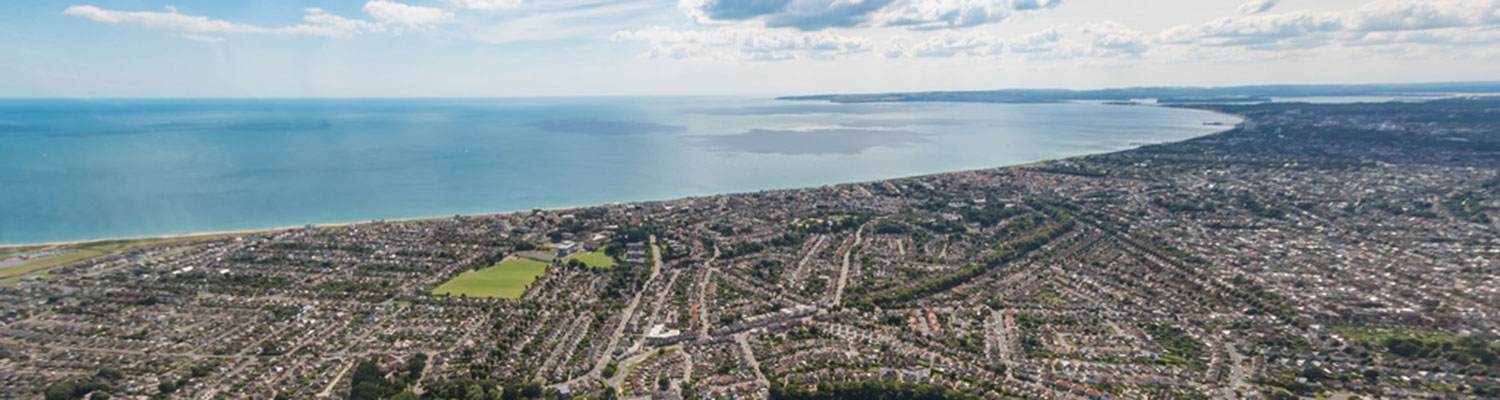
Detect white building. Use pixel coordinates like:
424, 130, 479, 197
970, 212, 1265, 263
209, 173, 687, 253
625, 242, 647, 264
556, 241, 579, 257
645, 324, 682, 346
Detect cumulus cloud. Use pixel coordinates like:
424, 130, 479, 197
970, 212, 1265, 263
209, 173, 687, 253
680, 0, 1061, 31
1159, 11, 1342, 48
878, 24, 1152, 59
1080, 21, 1150, 55
449, 0, 524, 10
649, 0, 1500, 63
882, 24, 1157, 61
877, 0, 1060, 30
886, 31, 1006, 57
612, 26, 873, 60
63, 5, 385, 37
1344, 0, 1500, 32
1161, 0, 1500, 50
680, 0, 894, 31
1353, 27, 1500, 46
363, 0, 454, 27
884, 27, 1062, 58
1007, 27, 1061, 53
1235, 0, 1277, 15
298, 8, 388, 36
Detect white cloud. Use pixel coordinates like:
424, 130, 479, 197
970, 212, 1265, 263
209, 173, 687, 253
1007, 27, 1061, 53
884, 27, 1061, 58
1160, 0, 1500, 50
64, 5, 271, 34
363, 0, 454, 27
612, 26, 873, 61
296, 8, 387, 37
680, 0, 1062, 31
450, 0, 525, 11
1353, 26, 1500, 45
1344, 0, 1500, 33
471, 0, 662, 44
657, 0, 1500, 63
62, 5, 384, 37
1080, 21, 1149, 55
879, 24, 1158, 60
172, 33, 227, 43
876, 0, 1054, 30
877, 24, 1155, 61
1158, 11, 1342, 48
886, 31, 1006, 57
1235, 0, 1277, 15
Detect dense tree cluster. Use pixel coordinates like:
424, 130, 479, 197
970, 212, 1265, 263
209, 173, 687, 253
1380, 335, 1499, 367
771, 380, 981, 400
346, 354, 431, 400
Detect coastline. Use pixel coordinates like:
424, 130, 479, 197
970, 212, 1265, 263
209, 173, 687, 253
0, 104, 1243, 249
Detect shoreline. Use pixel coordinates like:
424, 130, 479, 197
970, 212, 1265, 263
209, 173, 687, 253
0, 105, 1243, 249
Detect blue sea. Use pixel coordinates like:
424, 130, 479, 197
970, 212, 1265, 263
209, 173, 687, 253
0, 97, 1239, 244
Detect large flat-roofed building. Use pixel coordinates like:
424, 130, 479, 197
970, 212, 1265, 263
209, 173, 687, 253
556, 241, 579, 258
625, 242, 646, 264
644, 324, 682, 346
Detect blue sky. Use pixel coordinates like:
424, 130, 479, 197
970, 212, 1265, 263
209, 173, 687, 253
2, 0, 1498, 96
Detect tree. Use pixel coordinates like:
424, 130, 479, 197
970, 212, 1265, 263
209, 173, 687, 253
190, 363, 215, 378
407, 353, 428, 381
502, 382, 525, 400
464, 383, 486, 400
595, 385, 618, 400
347, 358, 397, 400
43, 381, 113, 400
349, 382, 385, 400
94, 368, 124, 381
520, 382, 543, 398
259, 341, 284, 356
1300, 367, 1328, 381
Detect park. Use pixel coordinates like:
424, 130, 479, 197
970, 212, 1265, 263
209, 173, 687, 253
431, 258, 550, 299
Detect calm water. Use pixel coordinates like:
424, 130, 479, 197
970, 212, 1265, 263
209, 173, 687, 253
0, 97, 1238, 244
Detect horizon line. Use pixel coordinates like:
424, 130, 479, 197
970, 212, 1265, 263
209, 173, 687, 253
5, 79, 1500, 100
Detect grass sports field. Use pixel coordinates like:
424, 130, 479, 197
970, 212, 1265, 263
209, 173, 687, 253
565, 250, 618, 269
432, 258, 550, 299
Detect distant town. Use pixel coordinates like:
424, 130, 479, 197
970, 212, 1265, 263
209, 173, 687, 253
2, 98, 1498, 400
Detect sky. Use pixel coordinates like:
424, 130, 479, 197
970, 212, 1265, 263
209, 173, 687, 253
1, 0, 1498, 97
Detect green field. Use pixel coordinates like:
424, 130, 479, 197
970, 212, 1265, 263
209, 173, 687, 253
565, 250, 618, 269
0, 249, 101, 279
0, 233, 238, 279
432, 258, 551, 299
0, 245, 44, 260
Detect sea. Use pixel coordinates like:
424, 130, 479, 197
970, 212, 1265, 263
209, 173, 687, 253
0, 97, 1240, 245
